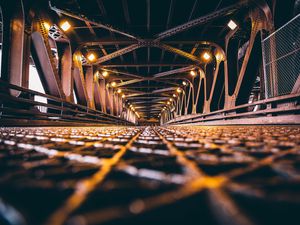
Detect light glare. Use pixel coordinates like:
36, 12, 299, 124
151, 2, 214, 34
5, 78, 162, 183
227, 20, 238, 30
60, 21, 71, 31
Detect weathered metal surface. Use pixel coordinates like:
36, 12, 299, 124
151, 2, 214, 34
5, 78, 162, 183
0, 125, 300, 225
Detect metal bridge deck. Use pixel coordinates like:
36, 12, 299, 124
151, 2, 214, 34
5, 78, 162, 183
0, 125, 300, 225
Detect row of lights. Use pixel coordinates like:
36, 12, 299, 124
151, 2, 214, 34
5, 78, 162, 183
45, 18, 236, 65
158, 19, 238, 120
128, 104, 141, 119
48, 19, 236, 121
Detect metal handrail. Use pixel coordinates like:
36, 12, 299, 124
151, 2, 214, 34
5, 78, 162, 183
0, 80, 133, 125
166, 92, 300, 124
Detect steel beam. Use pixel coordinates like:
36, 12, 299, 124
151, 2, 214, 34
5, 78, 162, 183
1, 0, 25, 97
59, 42, 73, 102
93, 44, 140, 64
31, 32, 65, 99
157, 43, 202, 63
73, 63, 88, 106
115, 79, 145, 87
85, 67, 95, 109
101, 62, 195, 67
49, 1, 139, 40
99, 68, 145, 79
155, 0, 250, 40
153, 66, 196, 78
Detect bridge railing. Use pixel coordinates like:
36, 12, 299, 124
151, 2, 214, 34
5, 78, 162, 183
262, 14, 300, 98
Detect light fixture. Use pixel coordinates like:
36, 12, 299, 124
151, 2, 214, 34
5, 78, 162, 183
102, 71, 109, 77
227, 20, 238, 30
43, 22, 51, 31
173, 94, 177, 98
87, 53, 96, 62
117, 89, 122, 94
76, 54, 82, 61
176, 88, 182, 93
122, 94, 126, 98
202, 52, 211, 61
215, 53, 224, 62
167, 101, 171, 105
182, 81, 187, 86
111, 81, 117, 87
169, 98, 173, 102
94, 71, 100, 79
190, 70, 196, 77
60, 21, 71, 32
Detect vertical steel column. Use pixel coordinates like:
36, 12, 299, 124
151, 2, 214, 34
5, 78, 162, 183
85, 66, 96, 109
59, 42, 73, 102
224, 9, 269, 109
1, 0, 25, 96
72, 53, 88, 105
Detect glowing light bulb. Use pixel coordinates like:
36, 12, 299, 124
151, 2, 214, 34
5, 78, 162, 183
87, 53, 96, 62
43, 22, 51, 31
227, 20, 238, 30
202, 52, 211, 61
102, 71, 108, 77
60, 21, 71, 31
190, 70, 196, 77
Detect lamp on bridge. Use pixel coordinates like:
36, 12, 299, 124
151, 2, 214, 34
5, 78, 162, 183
202, 52, 211, 61
111, 82, 117, 87
227, 20, 238, 30
87, 53, 96, 62
60, 20, 71, 32
176, 88, 182, 93
102, 71, 109, 78
190, 70, 197, 77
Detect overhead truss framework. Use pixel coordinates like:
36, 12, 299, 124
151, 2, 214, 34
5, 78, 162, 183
2, 0, 294, 123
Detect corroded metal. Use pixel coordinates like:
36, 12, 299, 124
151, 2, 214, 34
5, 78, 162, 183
0, 126, 299, 225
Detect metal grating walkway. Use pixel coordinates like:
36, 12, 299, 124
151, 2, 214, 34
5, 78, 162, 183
0, 126, 300, 225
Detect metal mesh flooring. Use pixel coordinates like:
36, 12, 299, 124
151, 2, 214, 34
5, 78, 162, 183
0, 126, 300, 225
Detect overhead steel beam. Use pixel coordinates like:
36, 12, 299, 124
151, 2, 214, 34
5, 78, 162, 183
100, 68, 145, 79
79, 39, 214, 46
126, 96, 170, 100
126, 93, 149, 98
93, 44, 140, 64
158, 0, 175, 72
101, 62, 195, 67
157, 43, 202, 63
155, 0, 250, 40
125, 87, 176, 97
147, 0, 151, 32
122, 0, 139, 73
134, 100, 168, 104
49, 1, 139, 40
151, 87, 177, 93
153, 65, 196, 78
115, 79, 145, 87
119, 86, 173, 89
171, 0, 198, 69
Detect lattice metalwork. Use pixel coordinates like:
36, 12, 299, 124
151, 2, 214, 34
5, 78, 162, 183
262, 14, 300, 98
0, 126, 300, 225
